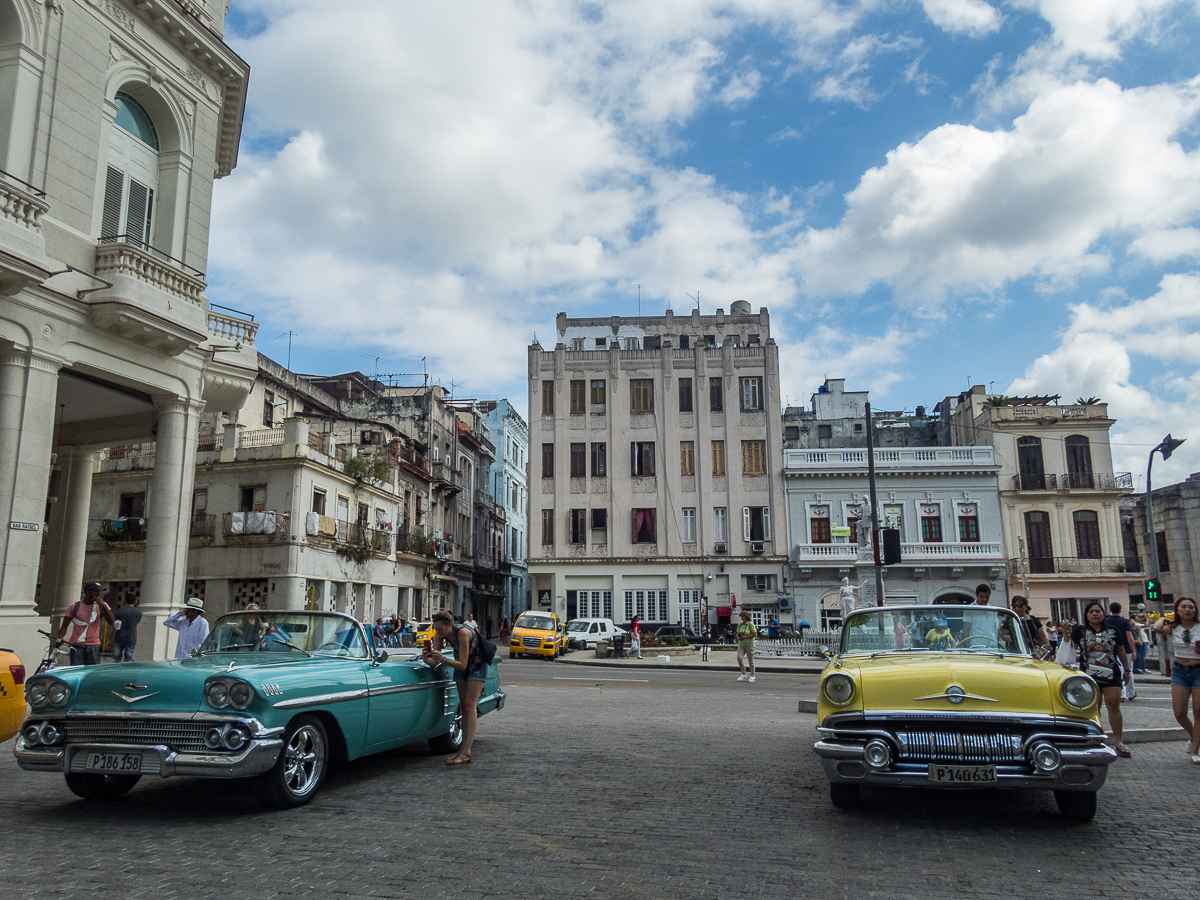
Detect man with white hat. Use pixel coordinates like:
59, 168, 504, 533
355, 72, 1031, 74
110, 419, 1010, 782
163, 597, 210, 660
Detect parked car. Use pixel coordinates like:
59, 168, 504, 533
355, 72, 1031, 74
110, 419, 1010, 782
0, 647, 25, 742
567, 618, 625, 650
813, 605, 1115, 822
14, 610, 504, 808
653, 625, 703, 643
509, 611, 565, 659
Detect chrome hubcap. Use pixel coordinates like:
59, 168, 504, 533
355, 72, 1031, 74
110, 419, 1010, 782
283, 725, 324, 796
448, 710, 463, 746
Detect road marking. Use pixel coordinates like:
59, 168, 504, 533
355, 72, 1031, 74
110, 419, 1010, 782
553, 676, 650, 683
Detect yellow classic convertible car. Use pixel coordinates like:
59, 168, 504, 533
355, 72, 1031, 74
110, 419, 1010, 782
814, 605, 1116, 822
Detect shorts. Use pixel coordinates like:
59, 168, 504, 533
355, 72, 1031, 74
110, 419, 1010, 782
1171, 662, 1200, 690
454, 662, 488, 685
69, 645, 101, 666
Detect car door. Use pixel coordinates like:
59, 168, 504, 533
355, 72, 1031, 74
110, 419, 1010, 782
364, 656, 432, 752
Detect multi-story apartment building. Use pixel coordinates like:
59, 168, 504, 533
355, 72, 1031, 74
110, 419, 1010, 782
1122, 474, 1200, 611
783, 379, 939, 449
938, 388, 1139, 622
1, 1, 258, 662
528, 302, 787, 633
483, 399, 529, 623
784, 444, 1007, 629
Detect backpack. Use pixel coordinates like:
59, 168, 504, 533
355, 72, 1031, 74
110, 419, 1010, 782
465, 622, 497, 666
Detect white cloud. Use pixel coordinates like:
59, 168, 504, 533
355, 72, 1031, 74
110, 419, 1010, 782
719, 69, 765, 106
1007, 274, 1200, 482
1130, 226, 1200, 262
1013, 0, 1199, 61
920, 0, 1002, 36
797, 77, 1200, 305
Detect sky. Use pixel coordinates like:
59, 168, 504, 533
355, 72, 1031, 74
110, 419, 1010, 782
208, 0, 1200, 485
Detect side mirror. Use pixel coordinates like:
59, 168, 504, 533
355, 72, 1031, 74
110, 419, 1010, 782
374, 650, 389, 664
819, 646, 834, 660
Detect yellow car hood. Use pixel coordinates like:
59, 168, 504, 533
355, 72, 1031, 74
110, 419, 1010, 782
848, 653, 1055, 715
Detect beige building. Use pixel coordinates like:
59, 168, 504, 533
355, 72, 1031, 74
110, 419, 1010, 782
528, 303, 787, 633
0, 0, 256, 662
938, 388, 1139, 622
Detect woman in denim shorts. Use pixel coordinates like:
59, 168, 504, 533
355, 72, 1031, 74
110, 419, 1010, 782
1154, 597, 1200, 763
423, 609, 488, 766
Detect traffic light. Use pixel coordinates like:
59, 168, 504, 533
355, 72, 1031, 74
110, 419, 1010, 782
881, 529, 902, 565
1145, 579, 1160, 602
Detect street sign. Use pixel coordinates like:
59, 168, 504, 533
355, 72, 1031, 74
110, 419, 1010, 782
831, 526, 851, 537
9, 521, 39, 532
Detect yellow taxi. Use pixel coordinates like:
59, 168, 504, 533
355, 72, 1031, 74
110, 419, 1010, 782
413, 621, 434, 646
0, 647, 27, 742
509, 611, 565, 659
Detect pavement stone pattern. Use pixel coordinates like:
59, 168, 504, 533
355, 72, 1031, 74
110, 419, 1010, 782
3, 659, 1198, 899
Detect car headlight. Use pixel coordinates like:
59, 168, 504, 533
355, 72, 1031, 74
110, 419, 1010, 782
46, 681, 71, 707
1061, 675, 1097, 710
823, 673, 856, 706
227, 681, 255, 710
22, 724, 43, 746
205, 680, 229, 709
26, 681, 47, 708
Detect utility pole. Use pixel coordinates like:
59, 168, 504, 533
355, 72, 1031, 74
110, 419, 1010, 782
1145, 433, 1185, 617
865, 402, 884, 607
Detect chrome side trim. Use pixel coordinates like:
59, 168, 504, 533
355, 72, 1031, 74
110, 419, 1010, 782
367, 679, 453, 698
273, 688, 369, 710
913, 691, 998, 703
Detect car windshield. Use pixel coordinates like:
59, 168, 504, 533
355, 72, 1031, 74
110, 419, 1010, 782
567, 622, 590, 632
201, 612, 368, 658
840, 607, 1028, 656
516, 614, 555, 631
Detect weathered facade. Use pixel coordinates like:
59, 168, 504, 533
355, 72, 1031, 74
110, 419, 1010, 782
0, 0, 257, 663
528, 302, 787, 632
482, 399, 529, 624
1122, 474, 1200, 611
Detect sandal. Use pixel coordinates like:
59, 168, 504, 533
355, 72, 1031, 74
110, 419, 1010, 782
446, 755, 472, 765
1116, 746, 1132, 758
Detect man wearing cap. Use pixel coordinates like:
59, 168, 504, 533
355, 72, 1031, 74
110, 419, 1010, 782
58, 582, 115, 665
163, 597, 210, 659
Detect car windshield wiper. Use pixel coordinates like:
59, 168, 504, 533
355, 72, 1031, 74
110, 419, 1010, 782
263, 638, 311, 657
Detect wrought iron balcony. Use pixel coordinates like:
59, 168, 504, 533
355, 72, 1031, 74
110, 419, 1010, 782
1007, 556, 1138, 577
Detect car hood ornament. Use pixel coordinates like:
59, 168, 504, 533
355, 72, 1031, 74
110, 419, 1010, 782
111, 690, 160, 703
914, 685, 997, 704
125, 683, 148, 691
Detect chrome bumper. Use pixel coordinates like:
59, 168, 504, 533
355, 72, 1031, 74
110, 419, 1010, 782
15, 736, 284, 778
814, 738, 1117, 792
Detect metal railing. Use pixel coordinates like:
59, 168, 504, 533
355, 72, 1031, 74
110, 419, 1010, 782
107, 442, 155, 460
395, 444, 429, 475
1012, 472, 1133, 491
196, 433, 223, 452
189, 513, 214, 538
334, 521, 392, 553
96, 518, 146, 542
1008, 556, 1136, 577
1012, 473, 1056, 490
395, 531, 435, 557
755, 631, 842, 658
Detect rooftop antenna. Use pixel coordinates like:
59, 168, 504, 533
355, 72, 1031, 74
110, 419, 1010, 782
686, 291, 699, 310
272, 331, 296, 370
638, 284, 641, 318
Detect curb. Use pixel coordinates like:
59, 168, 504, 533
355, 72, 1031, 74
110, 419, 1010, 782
551, 655, 825, 675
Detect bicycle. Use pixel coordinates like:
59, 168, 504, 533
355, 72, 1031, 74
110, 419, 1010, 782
34, 629, 82, 674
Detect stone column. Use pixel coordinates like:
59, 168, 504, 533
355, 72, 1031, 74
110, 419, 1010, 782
43, 447, 97, 618
141, 397, 201, 659
0, 348, 62, 665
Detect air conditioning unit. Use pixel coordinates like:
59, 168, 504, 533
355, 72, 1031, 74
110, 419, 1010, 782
778, 597, 795, 611
750, 541, 764, 554
714, 542, 728, 554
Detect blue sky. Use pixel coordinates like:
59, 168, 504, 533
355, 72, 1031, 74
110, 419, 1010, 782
209, 1, 1200, 483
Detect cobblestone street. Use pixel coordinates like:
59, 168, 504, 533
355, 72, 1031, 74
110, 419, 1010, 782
4, 659, 1198, 900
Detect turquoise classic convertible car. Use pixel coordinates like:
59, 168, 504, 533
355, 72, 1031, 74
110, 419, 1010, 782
14, 610, 504, 807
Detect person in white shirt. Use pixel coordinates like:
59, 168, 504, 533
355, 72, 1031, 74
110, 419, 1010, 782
164, 597, 210, 659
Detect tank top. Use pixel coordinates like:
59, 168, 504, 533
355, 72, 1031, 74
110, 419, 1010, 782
1169, 622, 1200, 662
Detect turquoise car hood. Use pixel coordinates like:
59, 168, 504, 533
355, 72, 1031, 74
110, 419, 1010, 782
67, 654, 313, 713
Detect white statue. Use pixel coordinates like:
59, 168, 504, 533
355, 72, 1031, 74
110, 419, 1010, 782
837, 577, 860, 614
856, 500, 874, 562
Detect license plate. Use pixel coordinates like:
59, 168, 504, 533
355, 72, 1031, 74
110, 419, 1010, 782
83, 752, 142, 773
928, 764, 997, 784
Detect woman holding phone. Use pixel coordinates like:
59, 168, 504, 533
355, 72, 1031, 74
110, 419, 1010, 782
422, 609, 486, 765
1153, 596, 1200, 763
1071, 600, 1133, 758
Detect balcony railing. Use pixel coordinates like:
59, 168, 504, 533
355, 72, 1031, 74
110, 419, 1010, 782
395, 531, 435, 557
334, 521, 393, 553
95, 237, 206, 306
239, 427, 286, 449
1011, 472, 1133, 491
786, 447, 995, 469
223, 511, 287, 537
97, 517, 146, 542
791, 542, 1004, 562
207, 310, 258, 346
189, 513, 214, 538
395, 444, 430, 478
1007, 557, 1137, 577
0, 170, 49, 232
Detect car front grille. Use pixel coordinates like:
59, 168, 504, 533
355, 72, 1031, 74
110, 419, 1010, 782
59, 718, 212, 753
895, 730, 1023, 764
522, 636, 542, 648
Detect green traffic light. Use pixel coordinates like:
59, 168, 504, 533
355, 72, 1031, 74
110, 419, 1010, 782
1145, 579, 1160, 601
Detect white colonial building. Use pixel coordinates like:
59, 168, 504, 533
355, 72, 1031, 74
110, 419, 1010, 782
528, 302, 787, 633
0, 0, 257, 662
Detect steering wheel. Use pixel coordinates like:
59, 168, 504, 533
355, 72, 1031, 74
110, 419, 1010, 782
958, 634, 1002, 649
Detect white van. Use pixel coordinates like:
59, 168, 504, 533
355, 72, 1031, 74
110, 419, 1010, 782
566, 618, 624, 650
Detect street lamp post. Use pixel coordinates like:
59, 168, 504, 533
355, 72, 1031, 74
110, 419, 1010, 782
865, 402, 884, 607
1145, 433, 1185, 618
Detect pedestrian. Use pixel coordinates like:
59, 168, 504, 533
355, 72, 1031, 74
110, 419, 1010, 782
1048, 621, 1061, 654
1010, 595, 1048, 653
768, 615, 779, 638
1108, 601, 1138, 701
57, 582, 114, 665
630, 614, 642, 659
422, 609, 486, 765
1072, 600, 1133, 758
163, 597, 210, 659
1152, 596, 1200, 763
962, 583, 998, 643
112, 597, 142, 662
486, 616, 494, 639
736, 610, 757, 682
500, 618, 511, 644
1130, 617, 1148, 673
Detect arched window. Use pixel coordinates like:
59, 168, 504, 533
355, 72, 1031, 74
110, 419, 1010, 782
100, 92, 159, 249
1065, 435, 1093, 489
1016, 436, 1045, 490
